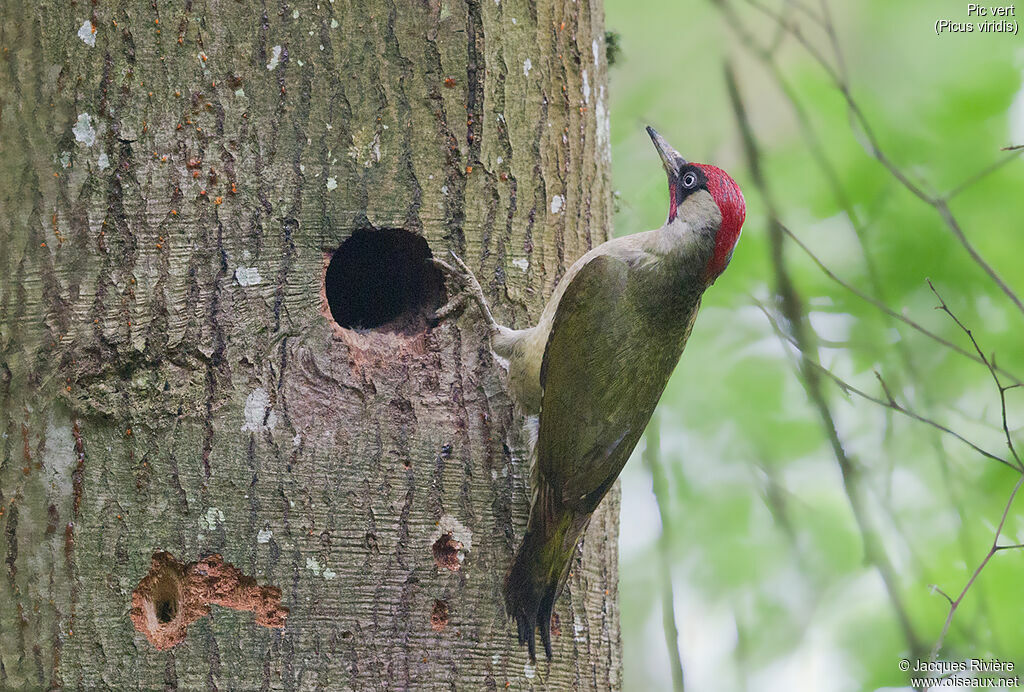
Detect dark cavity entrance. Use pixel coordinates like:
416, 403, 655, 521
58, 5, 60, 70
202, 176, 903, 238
155, 598, 176, 624
324, 228, 444, 332
150, 569, 181, 626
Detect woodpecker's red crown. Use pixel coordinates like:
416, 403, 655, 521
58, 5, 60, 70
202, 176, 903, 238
695, 163, 745, 283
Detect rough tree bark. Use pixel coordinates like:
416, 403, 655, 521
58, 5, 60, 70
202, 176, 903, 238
0, 0, 619, 688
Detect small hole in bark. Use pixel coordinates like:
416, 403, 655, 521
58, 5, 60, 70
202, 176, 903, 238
432, 533, 462, 571
431, 599, 450, 631
149, 563, 183, 628
324, 228, 444, 332
155, 597, 177, 623
131, 551, 287, 651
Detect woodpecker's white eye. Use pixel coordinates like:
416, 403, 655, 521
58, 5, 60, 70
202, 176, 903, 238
681, 171, 697, 188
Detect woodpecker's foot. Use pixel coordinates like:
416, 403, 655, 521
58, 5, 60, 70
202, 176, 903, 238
427, 280, 469, 326
429, 251, 499, 331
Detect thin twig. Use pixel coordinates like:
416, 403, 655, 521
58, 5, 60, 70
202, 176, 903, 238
730, 0, 1024, 319
754, 302, 1015, 472
928, 280, 1023, 472
765, 0, 794, 55
947, 150, 1024, 200
817, 0, 847, 85
929, 474, 1024, 661
915, 282, 1024, 658
993, 543, 1024, 552
780, 224, 1023, 387
929, 585, 955, 606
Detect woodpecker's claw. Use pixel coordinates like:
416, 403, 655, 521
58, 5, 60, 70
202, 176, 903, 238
428, 255, 473, 325
430, 252, 478, 290
428, 281, 469, 325
428, 252, 498, 331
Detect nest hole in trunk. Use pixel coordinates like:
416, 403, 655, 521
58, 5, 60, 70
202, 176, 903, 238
324, 228, 445, 334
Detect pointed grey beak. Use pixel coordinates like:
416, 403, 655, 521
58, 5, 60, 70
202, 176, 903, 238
646, 126, 687, 174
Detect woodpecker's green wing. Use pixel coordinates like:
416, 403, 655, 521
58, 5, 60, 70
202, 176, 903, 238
537, 252, 690, 513
510, 250, 699, 659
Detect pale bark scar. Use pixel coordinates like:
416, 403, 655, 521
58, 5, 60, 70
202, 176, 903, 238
130, 551, 287, 650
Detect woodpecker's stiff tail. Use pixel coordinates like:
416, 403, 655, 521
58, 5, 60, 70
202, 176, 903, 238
503, 480, 589, 661
504, 528, 559, 660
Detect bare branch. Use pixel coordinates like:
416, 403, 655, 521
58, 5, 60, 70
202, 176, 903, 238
726, 60, 926, 660
928, 280, 1023, 472
909, 282, 1024, 657
755, 302, 1016, 472
947, 150, 1024, 200
874, 371, 897, 406
930, 475, 1024, 660
817, 0, 847, 86
993, 543, 1024, 552
723, 0, 1024, 319
780, 224, 1023, 387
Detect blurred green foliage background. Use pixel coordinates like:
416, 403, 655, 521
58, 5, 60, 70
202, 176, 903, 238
603, 0, 1024, 689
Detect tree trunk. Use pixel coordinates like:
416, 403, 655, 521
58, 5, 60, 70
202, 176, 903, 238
0, 0, 619, 688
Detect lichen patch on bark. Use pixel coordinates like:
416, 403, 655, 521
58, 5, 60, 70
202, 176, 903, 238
130, 551, 287, 651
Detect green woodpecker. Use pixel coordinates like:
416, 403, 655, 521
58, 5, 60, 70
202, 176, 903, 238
431, 126, 746, 660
